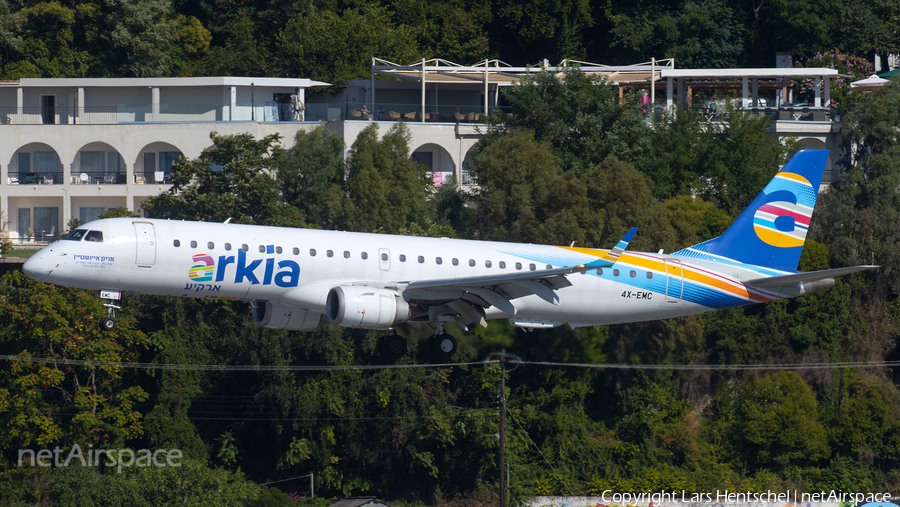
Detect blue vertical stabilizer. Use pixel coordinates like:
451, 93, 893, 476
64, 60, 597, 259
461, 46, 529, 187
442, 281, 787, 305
675, 149, 828, 272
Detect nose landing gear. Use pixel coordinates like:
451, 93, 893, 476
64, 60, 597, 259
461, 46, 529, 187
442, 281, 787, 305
95, 290, 121, 332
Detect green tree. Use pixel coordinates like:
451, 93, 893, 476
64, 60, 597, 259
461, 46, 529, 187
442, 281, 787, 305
332, 122, 433, 234
717, 371, 830, 469
143, 131, 304, 227
277, 6, 419, 93
0, 271, 149, 454
489, 67, 650, 176
103, 0, 176, 77
276, 126, 345, 227
609, 0, 744, 68
640, 104, 799, 215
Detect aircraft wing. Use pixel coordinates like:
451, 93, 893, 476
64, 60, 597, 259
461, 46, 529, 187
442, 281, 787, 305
401, 229, 637, 321
743, 265, 878, 287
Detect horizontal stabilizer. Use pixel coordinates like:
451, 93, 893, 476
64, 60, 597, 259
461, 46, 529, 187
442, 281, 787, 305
743, 265, 878, 288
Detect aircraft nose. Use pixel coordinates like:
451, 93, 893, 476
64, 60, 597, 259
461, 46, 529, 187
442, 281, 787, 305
22, 247, 61, 283
22, 252, 46, 279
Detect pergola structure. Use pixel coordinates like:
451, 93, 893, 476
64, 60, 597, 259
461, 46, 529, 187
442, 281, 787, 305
370, 58, 842, 122
370, 57, 675, 120
660, 68, 841, 109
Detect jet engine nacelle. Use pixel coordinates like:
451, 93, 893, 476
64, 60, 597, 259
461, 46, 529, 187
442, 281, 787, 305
326, 285, 410, 329
252, 301, 323, 331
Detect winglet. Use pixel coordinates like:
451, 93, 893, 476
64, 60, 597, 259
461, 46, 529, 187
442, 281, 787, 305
603, 227, 638, 262
580, 227, 638, 270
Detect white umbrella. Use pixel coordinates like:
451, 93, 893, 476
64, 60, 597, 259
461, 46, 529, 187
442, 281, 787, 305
850, 74, 889, 92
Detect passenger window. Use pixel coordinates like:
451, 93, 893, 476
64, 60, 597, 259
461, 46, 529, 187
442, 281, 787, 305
546, 264, 552, 269
515, 262, 522, 270
327, 250, 334, 257
207, 242, 215, 249
225, 243, 232, 251
276, 246, 283, 254
381, 253, 388, 261
646, 272, 653, 279
310, 249, 316, 256
598, 268, 604, 276
173, 239, 180, 247
499, 261, 506, 269
529, 263, 536, 271
417, 256, 424, 263
469, 259, 475, 267
399, 254, 406, 262
241, 244, 249, 252
63, 229, 88, 241
485, 260, 492, 268
293, 247, 300, 255
452, 258, 459, 266
259, 245, 266, 253
613, 269, 620, 277
190, 240, 197, 248
343, 251, 350, 258
361, 252, 368, 259
630, 270, 637, 278
436, 257, 442, 265
85, 231, 103, 243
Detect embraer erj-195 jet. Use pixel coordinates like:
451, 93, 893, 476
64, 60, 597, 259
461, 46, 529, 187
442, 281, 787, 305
24, 150, 875, 359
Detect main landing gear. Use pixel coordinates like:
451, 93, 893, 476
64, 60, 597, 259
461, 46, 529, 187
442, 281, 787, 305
95, 290, 121, 332
377, 330, 408, 359
427, 322, 457, 361
376, 323, 458, 361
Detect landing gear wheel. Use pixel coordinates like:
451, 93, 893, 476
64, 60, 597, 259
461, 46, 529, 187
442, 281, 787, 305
99, 317, 116, 332
383, 334, 407, 359
431, 333, 457, 359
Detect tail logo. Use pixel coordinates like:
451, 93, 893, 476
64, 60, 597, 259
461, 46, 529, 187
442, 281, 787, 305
752, 172, 814, 248
189, 254, 215, 282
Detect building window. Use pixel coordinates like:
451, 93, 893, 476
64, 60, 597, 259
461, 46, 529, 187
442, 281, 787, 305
79, 207, 105, 223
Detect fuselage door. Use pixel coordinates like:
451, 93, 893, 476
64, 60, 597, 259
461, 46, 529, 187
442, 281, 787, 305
664, 259, 683, 304
378, 248, 390, 271
133, 222, 156, 267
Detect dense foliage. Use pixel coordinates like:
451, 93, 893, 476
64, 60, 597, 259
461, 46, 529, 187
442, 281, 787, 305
1, 9, 900, 499
2, 0, 900, 84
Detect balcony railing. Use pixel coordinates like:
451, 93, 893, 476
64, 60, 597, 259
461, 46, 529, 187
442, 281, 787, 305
8, 172, 63, 185
70, 172, 127, 185
0, 102, 843, 125
134, 172, 172, 184
305, 103, 513, 123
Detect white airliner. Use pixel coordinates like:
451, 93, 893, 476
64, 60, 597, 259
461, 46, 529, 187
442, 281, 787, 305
23, 150, 875, 359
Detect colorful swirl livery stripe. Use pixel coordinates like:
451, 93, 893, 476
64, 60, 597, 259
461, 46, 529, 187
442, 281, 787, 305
189, 254, 215, 282
753, 171, 815, 248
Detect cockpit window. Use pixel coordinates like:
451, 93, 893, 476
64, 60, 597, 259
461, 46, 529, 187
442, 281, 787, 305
84, 230, 103, 243
62, 229, 88, 241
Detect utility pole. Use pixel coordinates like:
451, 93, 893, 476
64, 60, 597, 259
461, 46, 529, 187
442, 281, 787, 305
499, 349, 507, 507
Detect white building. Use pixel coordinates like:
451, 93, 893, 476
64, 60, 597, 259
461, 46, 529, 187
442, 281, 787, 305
0, 65, 845, 243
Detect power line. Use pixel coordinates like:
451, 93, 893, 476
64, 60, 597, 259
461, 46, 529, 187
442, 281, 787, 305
0, 354, 898, 372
